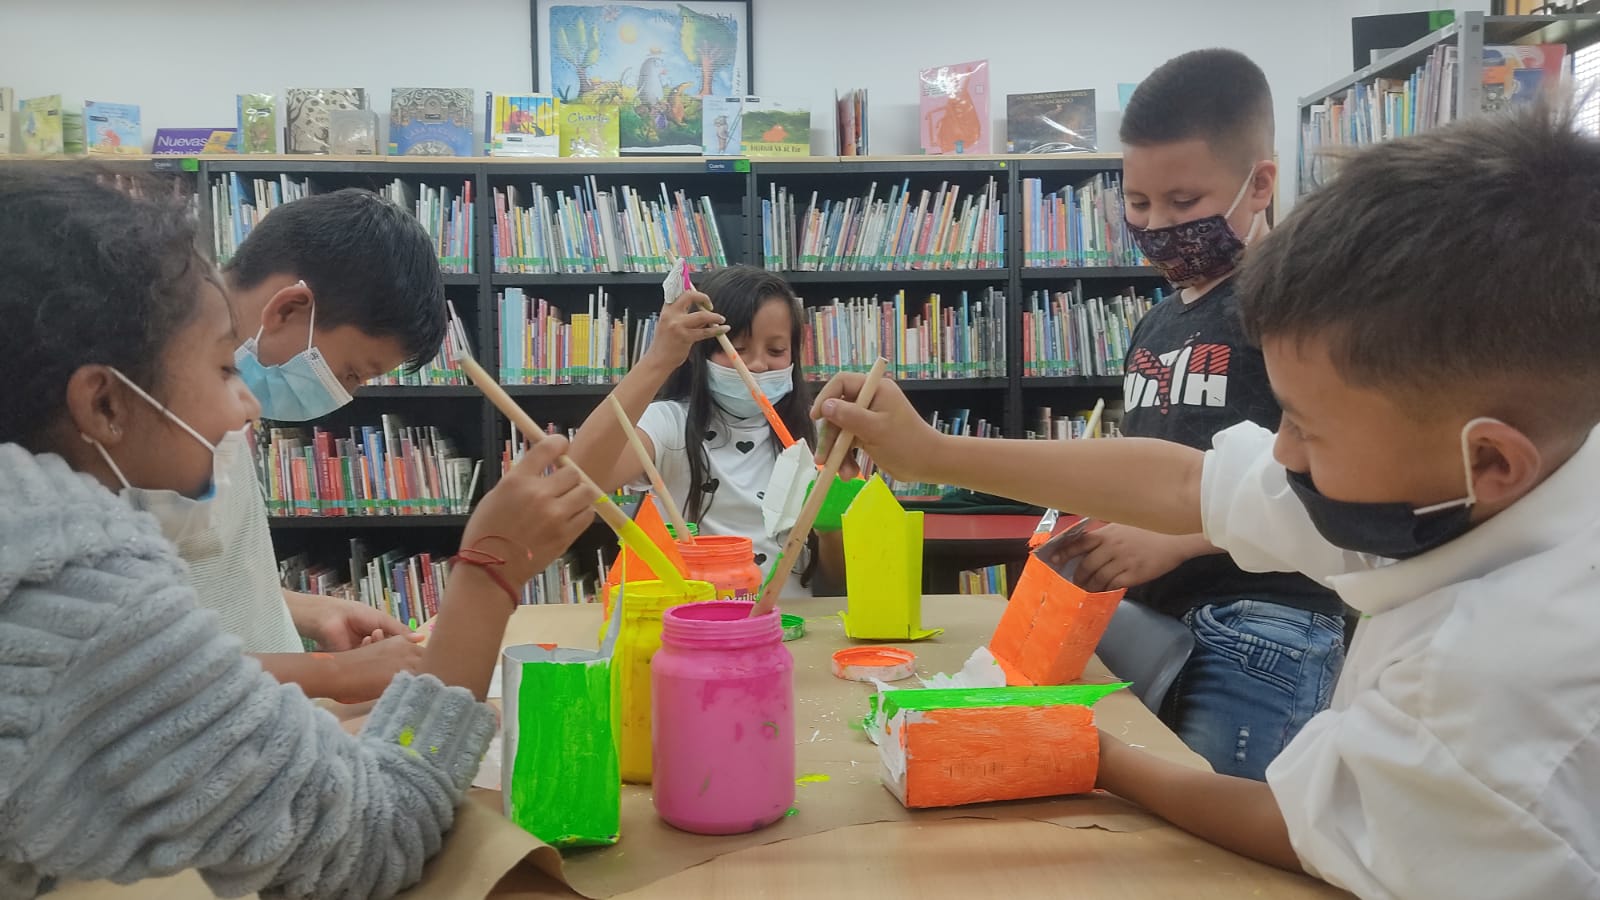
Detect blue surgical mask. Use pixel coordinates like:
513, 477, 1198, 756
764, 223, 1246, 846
706, 359, 793, 420
1286, 417, 1496, 560
235, 288, 353, 421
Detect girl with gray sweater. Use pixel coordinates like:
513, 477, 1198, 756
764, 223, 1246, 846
0, 167, 596, 899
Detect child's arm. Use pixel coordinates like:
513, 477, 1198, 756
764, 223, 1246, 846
252, 638, 423, 703
568, 288, 726, 493
812, 373, 1206, 535
1097, 733, 1302, 872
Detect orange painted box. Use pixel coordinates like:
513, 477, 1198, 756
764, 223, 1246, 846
865, 683, 1126, 809
988, 552, 1124, 686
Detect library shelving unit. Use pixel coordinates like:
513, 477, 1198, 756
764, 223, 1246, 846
1297, 9, 1600, 195
75, 152, 1163, 568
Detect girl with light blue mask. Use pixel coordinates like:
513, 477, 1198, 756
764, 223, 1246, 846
568, 265, 851, 597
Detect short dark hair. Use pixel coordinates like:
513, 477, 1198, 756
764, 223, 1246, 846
1238, 100, 1600, 434
0, 165, 213, 449
661, 265, 814, 523
1120, 48, 1274, 169
224, 188, 446, 370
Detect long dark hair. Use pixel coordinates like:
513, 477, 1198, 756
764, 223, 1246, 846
660, 265, 814, 523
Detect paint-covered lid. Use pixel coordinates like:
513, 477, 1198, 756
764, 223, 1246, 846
832, 646, 916, 682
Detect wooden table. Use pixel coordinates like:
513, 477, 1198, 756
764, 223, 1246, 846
485, 594, 1346, 899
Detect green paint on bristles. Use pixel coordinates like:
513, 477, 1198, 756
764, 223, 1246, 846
759, 552, 785, 591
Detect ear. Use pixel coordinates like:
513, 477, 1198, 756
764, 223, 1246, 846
64, 365, 138, 449
1247, 158, 1278, 215
259, 280, 313, 339
1468, 420, 1542, 514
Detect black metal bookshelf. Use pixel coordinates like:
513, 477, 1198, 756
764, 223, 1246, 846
192, 154, 1164, 535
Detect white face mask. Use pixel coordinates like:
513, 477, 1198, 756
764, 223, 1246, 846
706, 360, 794, 420
83, 368, 248, 550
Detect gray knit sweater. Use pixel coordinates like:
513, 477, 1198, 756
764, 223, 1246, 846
0, 445, 497, 899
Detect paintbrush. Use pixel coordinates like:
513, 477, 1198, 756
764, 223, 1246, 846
607, 394, 695, 545
665, 259, 797, 447
446, 316, 691, 592
750, 356, 888, 618
1027, 398, 1105, 550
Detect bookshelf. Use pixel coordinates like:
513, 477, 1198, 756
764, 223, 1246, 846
181, 154, 1166, 587
1297, 10, 1600, 194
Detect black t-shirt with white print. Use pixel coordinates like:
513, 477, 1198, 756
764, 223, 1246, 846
1119, 276, 1342, 618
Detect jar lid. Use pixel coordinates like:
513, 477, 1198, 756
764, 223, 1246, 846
831, 646, 916, 682
781, 614, 805, 642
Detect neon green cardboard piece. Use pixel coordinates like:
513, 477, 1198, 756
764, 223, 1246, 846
840, 475, 944, 641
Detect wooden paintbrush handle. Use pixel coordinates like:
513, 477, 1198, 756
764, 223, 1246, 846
608, 395, 695, 544
750, 357, 887, 617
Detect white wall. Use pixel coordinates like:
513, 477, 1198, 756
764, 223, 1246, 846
1, 0, 1471, 186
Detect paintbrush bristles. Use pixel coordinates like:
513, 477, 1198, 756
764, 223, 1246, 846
750, 357, 888, 618
607, 395, 695, 545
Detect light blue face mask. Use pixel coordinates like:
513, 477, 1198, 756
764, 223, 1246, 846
235, 291, 353, 422
706, 359, 793, 420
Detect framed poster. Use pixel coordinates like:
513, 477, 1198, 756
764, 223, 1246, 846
532, 0, 753, 153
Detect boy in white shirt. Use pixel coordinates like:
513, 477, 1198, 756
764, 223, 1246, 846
812, 102, 1600, 898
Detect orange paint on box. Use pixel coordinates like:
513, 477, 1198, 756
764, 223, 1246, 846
895, 704, 1098, 808
988, 553, 1123, 686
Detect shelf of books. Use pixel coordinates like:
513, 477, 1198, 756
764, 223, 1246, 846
1297, 10, 1600, 194
188, 153, 1164, 589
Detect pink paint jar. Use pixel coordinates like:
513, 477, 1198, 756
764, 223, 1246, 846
652, 600, 794, 835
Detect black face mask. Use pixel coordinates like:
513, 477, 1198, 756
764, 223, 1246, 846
1284, 418, 1496, 560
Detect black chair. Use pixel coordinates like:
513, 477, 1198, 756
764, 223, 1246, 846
1094, 600, 1195, 714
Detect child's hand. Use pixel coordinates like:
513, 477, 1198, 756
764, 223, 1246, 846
1058, 523, 1197, 593
307, 597, 416, 651
329, 636, 426, 704
645, 288, 727, 368
462, 435, 596, 587
811, 373, 940, 483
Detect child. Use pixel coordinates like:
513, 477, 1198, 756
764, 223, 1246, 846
570, 265, 846, 596
813, 102, 1600, 897
0, 166, 596, 897
184, 189, 452, 702
1070, 49, 1343, 779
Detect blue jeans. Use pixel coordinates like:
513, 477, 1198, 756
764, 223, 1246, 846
1161, 599, 1346, 781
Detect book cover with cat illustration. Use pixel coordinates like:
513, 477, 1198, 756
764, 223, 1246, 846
919, 60, 990, 155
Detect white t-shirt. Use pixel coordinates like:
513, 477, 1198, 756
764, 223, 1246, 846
1202, 420, 1600, 899
178, 444, 303, 653
635, 400, 811, 598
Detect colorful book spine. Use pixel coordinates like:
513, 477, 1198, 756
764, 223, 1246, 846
496, 288, 635, 385
797, 288, 1006, 381
1026, 406, 1121, 441
381, 179, 475, 273
1020, 174, 1143, 268
256, 422, 480, 518
491, 182, 726, 274
210, 173, 310, 262
764, 177, 1004, 271
1021, 284, 1159, 378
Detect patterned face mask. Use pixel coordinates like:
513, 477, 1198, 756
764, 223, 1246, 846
1127, 167, 1256, 289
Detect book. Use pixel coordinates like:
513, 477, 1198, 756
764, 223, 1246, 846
489, 93, 560, 157
84, 101, 142, 155
1481, 43, 1567, 114
702, 96, 749, 156
285, 88, 368, 154
152, 128, 238, 155
381, 179, 475, 274
237, 93, 277, 154
0, 88, 13, 153
1006, 89, 1096, 154
328, 109, 379, 155
836, 88, 868, 156
491, 181, 727, 274
919, 59, 990, 154
19, 95, 64, 155
560, 103, 620, 157
619, 86, 703, 156
389, 87, 475, 156
62, 110, 85, 155
741, 99, 809, 157
210, 172, 311, 262
1021, 174, 1143, 268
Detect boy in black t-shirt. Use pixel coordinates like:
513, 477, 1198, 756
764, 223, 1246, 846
1062, 49, 1344, 780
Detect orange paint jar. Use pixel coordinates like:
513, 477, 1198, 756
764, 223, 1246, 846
677, 535, 762, 602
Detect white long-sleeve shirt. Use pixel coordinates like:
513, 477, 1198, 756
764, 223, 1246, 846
1201, 422, 1600, 900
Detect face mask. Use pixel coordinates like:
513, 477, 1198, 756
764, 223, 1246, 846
706, 360, 793, 420
1286, 417, 1498, 560
235, 287, 353, 421
84, 368, 249, 549
1127, 167, 1258, 289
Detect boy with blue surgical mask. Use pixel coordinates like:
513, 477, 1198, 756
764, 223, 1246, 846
814, 100, 1600, 898
1049, 49, 1343, 781
179, 188, 450, 703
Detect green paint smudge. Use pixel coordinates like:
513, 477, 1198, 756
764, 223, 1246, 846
785, 807, 798, 817
796, 773, 830, 785
397, 726, 416, 747
762, 720, 779, 738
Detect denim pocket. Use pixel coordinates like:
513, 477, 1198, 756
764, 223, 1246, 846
1190, 600, 1311, 695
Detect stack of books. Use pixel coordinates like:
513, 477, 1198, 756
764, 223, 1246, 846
381, 179, 476, 274
256, 418, 480, 518
1021, 174, 1144, 268
1022, 284, 1159, 378
763, 178, 1005, 271
491, 180, 728, 274
798, 288, 1006, 380
497, 287, 638, 385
